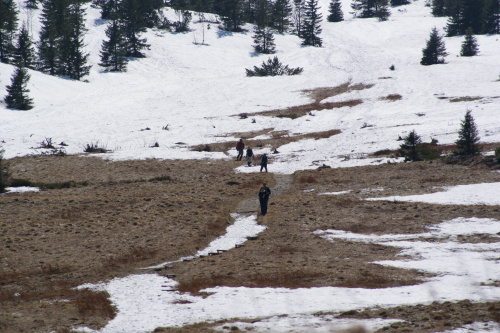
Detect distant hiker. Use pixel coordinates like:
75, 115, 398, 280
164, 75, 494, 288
236, 139, 245, 161
260, 153, 268, 172
258, 182, 271, 216
246, 147, 254, 166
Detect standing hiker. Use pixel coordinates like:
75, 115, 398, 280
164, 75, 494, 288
246, 146, 254, 166
258, 182, 271, 216
260, 153, 268, 172
236, 139, 245, 161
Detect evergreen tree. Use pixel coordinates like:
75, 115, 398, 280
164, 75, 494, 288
454, 109, 481, 156
482, 0, 500, 34
4, 66, 34, 110
300, 0, 322, 46
390, 0, 409, 5
272, 0, 293, 33
58, 1, 91, 80
420, 27, 448, 65
25, 0, 38, 9
446, 0, 484, 36
327, 0, 344, 22
351, 0, 390, 20
399, 130, 422, 162
13, 23, 36, 69
100, 19, 129, 71
252, 26, 276, 53
0, 0, 19, 63
292, 0, 305, 36
254, 0, 271, 28
219, 0, 245, 31
38, 0, 68, 75
120, 0, 150, 57
460, 27, 479, 56
94, 0, 119, 20
431, 0, 446, 17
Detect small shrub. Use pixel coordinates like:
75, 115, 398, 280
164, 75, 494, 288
84, 141, 108, 153
9, 178, 34, 187
40, 137, 55, 149
276, 114, 298, 120
0, 149, 9, 193
298, 176, 317, 183
246, 57, 303, 77
149, 175, 172, 182
373, 149, 392, 156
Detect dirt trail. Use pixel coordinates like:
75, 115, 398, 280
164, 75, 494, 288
234, 173, 293, 215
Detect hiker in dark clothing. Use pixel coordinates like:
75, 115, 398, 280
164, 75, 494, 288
236, 139, 245, 161
258, 182, 271, 216
260, 153, 268, 172
246, 147, 253, 166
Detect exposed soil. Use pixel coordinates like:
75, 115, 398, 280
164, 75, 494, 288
1, 151, 500, 332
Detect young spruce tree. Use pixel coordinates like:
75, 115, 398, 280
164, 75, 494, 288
460, 27, 479, 57
120, 0, 150, 57
300, 0, 322, 47
454, 110, 481, 156
272, 0, 293, 33
420, 27, 448, 65
253, 26, 276, 54
13, 23, 36, 69
100, 19, 129, 71
399, 130, 422, 162
4, 66, 34, 110
327, 0, 344, 22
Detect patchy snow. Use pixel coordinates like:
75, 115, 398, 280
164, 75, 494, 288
3, 186, 40, 193
366, 182, 500, 206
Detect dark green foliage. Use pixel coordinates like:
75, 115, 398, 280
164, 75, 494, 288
399, 130, 422, 162
10, 178, 34, 187
460, 27, 479, 56
327, 0, 344, 22
120, 0, 151, 57
420, 27, 448, 65
100, 19, 129, 71
454, 109, 481, 156
446, 0, 485, 36
94, 0, 119, 19
293, 0, 305, 36
351, 0, 391, 20
0, 149, 9, 193
25, 0, 39, 9
84, 141, 108, 153
390, 0, 409, 5
431, 0, 446, 16
272, 0, 293, 33
300, 0, 322, 47
482, 0, 500, 34
246, 56, 303, 76
494, 147, 500, 163
219, 0, 245, 31
172, 10, 192, 32
417, 142, 442, 161
13, 23, 36, 69
4, 66, 34, 110
252, 26, 276, 53
38, 0, 68, 75
0, 0, 19, 63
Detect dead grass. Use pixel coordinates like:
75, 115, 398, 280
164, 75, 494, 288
380, 94, 402, 101
105, 247, 158, 267
75, 289, 116, 318
298, 175, 317, 183
302, 82, 374, 104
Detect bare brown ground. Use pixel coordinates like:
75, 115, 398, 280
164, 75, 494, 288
1, 152, 500, 332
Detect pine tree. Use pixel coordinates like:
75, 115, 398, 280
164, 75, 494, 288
431, 0, 446, 17
95, 0, 119, 19
374, 0, 390, 21
252, 26, 276, 53
482, 0, 500, 34
219, 0, 245, 31
351, 0, 390, 20
272, 0, 293, 33
120, 0, 150, 57
300, 0, 322, 47
25, 0, 38, 9
454, 109, 481, 156
327, 0, 343, 22
254, 0, 271, 28
4, 66, 34, 110
13, 23, 36, 69
460, 27, 479, 56
390, 0, 409, 6
446, 0, 484, 37
420, 27, 448, 65
38, 0, 67, 75
0, 0, 19, 63
399, 130, 422, 162
58, 1, 91, 80
292, 0, 305, 36
100, 19, 129, 71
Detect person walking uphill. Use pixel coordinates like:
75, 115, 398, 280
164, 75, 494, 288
260, 153, 268, 172
236, 139, 245, 161
246, 146, 253, 166
258, 182, 271, 216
